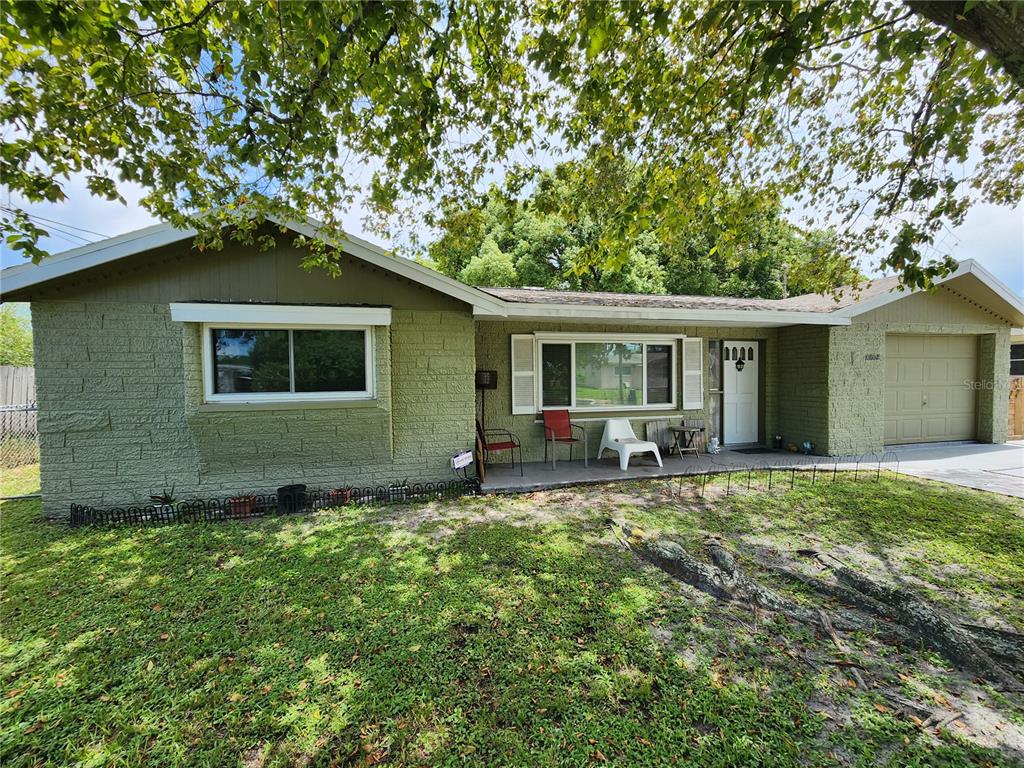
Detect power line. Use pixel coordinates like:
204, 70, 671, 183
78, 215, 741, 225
0, 206, 109, 240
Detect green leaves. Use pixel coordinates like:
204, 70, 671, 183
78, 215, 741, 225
0, 0, 1019, 289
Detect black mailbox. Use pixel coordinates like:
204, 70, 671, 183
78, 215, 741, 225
475, 370, 498, 390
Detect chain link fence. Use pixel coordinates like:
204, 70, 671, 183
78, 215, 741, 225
0, 402, 39, 468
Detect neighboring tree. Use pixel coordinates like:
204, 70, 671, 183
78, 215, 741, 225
0, 305, 33, 366
2, 1, 1021, 290
427, 159, 861, 298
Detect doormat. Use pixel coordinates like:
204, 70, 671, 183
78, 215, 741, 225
730, 447, 778, 454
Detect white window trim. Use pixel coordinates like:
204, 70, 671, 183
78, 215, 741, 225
535, 334, 680, 413
201, 322, 376, 404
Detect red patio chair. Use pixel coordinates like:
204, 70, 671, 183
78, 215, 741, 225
476, 420, 523, 476
542, 409, 588, 470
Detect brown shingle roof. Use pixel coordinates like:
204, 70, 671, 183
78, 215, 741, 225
479, 279, 904, 314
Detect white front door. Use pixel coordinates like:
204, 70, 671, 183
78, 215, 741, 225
723, 341, 758, 445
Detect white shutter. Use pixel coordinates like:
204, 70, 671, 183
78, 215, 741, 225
510, 334, 537, 415
682, 338, 703, 410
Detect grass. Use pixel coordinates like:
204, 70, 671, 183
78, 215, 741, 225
2, 465, 1023, 766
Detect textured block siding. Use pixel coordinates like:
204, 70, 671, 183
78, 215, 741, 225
474, 321, 779, 463
824, 324, 887, 455
775, 325, 830, 452
977, 329, 1009, 443
32, 301, 475, 516
824, 322, 1010, 455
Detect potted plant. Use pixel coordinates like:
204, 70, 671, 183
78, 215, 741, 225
326, 487, 353, 506
149, 486, 177, 517
227, 493, 258, 517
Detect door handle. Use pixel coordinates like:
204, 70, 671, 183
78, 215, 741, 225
922, 394, 928, 406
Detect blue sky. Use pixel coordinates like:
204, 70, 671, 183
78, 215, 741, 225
2, 172, 1022, 296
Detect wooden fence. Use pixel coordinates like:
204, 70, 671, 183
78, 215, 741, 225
0, 366, 37, 467
1010, 376, 1024, 440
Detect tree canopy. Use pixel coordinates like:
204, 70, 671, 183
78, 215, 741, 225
2, 1, 1021, 289
428, 158, 862, 298
0, 305, 33, 367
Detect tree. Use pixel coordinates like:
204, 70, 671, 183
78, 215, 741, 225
2, 1, 1021, 289
427, 158, 861, 298
0, 305, 33, 366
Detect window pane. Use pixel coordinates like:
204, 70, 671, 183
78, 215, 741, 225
1012, 344, 1024, 361
1012, 360, 1024, 376
293, 330, 367, 392
708, 341, 722, 391
575, 342, 642, 407
541, 344, 572, 406
212, 329, 290, 393
646, 344, 672, 405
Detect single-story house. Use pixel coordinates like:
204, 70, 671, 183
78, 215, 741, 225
2, 218, 1022, 516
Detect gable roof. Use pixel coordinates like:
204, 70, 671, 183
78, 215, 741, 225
0, 217, 508, 315
3, 219, 1021, 327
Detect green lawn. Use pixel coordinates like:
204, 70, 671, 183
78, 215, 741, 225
2, 466, 1022, 767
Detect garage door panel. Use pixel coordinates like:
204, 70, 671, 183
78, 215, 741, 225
925, 389, 948, 410
900, 359, 925, 384
948, 414, 975, 437
884, 334, 977, 445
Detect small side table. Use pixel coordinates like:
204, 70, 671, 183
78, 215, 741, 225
668, 425, 704, 458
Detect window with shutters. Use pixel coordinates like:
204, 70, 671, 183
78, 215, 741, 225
511, 334, 693, 413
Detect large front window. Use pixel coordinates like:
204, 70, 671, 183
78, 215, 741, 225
538, 338, 676, 410
204, 325, 373, 403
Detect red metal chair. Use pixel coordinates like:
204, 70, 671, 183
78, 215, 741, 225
542, 410, 588, 470
476, 420, 523, 476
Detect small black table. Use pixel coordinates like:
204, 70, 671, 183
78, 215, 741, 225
668, 425, 704, 458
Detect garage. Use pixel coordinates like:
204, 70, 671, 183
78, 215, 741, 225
884, 334, 978, 445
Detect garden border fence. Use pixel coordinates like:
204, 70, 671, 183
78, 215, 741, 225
68, 478, 481, 526
676, 451, 902, 498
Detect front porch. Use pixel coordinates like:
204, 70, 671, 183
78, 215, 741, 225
480, 447, 818, 493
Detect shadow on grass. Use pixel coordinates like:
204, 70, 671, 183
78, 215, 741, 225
2, 477, 1021, 767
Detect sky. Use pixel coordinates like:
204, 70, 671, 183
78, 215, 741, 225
2, 170, 1022, 297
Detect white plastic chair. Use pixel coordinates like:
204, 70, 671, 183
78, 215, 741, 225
597, 418, 663, 471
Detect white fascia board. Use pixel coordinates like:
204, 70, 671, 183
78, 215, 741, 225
169, 302, 391, 326
1, 223, 195, 295
957, 259, 1024, 318
835, 259, 1024, 322
476, 302, 849, 327
276, 217, 508, 315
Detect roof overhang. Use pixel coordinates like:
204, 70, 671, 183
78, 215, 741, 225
0, 216, 508, 315
476, 301, 850, 327
835, 259, 1024, 327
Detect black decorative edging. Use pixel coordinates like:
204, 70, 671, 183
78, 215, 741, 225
68, 479, 481, 527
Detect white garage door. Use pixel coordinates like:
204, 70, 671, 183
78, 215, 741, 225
884, 335, 977, 445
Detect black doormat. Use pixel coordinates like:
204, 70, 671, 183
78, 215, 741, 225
730, 447, 778, 454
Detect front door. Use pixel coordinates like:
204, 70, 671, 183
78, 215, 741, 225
723, 341, 758, 444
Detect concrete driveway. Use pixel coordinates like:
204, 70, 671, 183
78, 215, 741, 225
886, 441, 1024, 498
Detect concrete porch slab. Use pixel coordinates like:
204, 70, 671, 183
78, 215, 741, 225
479, 442, 1024, 498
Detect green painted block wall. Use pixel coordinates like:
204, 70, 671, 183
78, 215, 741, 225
775, 325, 830, 453
823, 321, 1009, 456
31, 301, 476, 517
474, 321, 779, 463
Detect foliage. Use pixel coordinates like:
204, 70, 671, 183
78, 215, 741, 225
2, 467, 1021, 765
1, 1, 1021, 289
0, 305, 32, 366
429, 159, 861, 298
